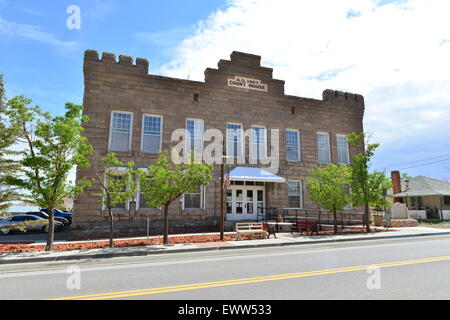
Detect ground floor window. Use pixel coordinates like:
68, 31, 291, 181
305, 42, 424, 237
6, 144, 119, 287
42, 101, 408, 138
138, 193, 159, 210
183, 186, 203, 210
288, 181, 302, 208
444, 196, 450, 207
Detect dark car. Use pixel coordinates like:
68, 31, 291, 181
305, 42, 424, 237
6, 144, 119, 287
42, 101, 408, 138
25, 212, 70, 226
41, 209, 72, 225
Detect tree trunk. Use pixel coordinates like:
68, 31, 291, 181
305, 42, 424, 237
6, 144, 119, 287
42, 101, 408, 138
109, 207, 114, 248
333, 210, 338, 235
45, 208, 55, 251
365, 203, 371, 233
163, 204, 169, 245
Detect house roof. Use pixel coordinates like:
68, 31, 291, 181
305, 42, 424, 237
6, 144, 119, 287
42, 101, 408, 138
388, 176, 450, 197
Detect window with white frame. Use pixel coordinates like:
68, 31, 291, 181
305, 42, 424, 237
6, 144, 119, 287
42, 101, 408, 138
136, 170, 159, 210
251, 126, 267, 161
316, 132, 331, 164
107, 174, 128, 210
183, 186, 203, 210
227, 123, 243, 159
336, 134, 350, 165
141, 115, 162, 154
288, 181, 303, 208
109, 111, 132, 152
286, 130, 301, 162
138, 192, 159, 210
186, 119, 204, 160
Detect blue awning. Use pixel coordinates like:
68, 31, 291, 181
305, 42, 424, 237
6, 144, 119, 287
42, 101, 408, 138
227, 167, 286, 183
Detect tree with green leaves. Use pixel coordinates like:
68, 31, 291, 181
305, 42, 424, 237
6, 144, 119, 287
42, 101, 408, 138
4, 96, 93, 251
137, 151, 213, 245
92, 153, 137, 248
348, 132, 392, 233
0, 74, 22, 214
306, 163, 352, 234
401, 172, 413, 181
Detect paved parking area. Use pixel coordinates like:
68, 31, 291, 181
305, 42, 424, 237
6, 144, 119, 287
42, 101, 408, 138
0, 228, 70, 243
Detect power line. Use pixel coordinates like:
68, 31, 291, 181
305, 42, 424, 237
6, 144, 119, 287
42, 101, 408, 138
383, 152, 450, 169
398, 157, 450, 170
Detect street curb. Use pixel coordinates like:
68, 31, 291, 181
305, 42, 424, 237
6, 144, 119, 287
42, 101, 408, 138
2, 231, 450, 265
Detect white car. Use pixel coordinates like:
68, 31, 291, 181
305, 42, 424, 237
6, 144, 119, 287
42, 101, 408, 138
0, 214, 63, 235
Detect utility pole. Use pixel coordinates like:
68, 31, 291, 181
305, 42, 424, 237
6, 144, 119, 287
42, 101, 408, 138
383, 188, 388, 231
220, 160, 225, 241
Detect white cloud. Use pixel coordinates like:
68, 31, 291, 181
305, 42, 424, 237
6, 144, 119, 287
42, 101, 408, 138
159, 0, 450, 158
0, 16, 77, 47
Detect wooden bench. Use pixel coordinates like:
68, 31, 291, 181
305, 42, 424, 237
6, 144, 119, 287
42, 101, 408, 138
291, 221, 319, 236
235, 222, 268, 240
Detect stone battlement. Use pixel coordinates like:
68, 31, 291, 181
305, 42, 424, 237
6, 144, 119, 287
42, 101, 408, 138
84, 50, 149, 74
322, 89, 365, 107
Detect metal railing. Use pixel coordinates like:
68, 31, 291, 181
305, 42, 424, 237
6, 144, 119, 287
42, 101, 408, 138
257, 207, 366, 230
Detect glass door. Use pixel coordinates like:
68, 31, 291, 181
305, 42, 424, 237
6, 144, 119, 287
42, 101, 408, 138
226, 184, 264, 221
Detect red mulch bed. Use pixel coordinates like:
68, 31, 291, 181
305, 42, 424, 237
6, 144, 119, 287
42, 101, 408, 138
0, 234, 243, 254
0, 228, 394, 254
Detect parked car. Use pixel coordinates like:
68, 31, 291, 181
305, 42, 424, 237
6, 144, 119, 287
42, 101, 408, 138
0, 215, 64, 235
40, 209, 73, 225
25, 211, 70, 226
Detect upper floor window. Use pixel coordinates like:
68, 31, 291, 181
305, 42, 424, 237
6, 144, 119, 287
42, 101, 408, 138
286, 130, 301, 162
336, 134, 350, 165
109, 111, 132, 152
316, 132, 331, 164
186, 119, 204, 160
251, 126, 267, 161
227, 123, 243, 159
141, 114, 162, 154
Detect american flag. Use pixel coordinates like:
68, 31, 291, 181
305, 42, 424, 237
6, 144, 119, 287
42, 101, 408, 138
224, 168, 231, 189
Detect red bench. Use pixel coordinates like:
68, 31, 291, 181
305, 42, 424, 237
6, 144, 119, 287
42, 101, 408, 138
291, 221, 319, 236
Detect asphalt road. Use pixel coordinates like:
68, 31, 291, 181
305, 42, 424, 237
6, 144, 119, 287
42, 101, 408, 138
2, 235, 450, 300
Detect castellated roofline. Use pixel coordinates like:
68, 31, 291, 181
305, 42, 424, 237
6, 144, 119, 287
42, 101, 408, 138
322, 89, 365, 107
84, 50, 149, 74
83, 49, 364, 107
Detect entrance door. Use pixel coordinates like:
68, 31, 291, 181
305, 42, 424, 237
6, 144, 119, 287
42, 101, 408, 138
226, 184, 265, 221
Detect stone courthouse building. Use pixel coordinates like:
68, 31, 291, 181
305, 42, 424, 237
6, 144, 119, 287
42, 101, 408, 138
71, 49, 365, 238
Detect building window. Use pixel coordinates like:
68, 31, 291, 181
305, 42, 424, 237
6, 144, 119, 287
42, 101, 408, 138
336, 134, 350, 165
183, 186, 203, 210
105, 174, 129, 210
316, 132, 331, 164
251, 126, 267, 161
138, 193, 158, 210
186, 119, 204, 160
288, 181, 303, 208
141, 115, 162, 154
444, 196, 450, 207
286, 130, 301, 162
109, 111, 132, 152
227, 123, 243, 159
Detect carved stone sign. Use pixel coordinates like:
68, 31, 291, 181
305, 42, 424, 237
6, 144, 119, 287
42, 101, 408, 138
227, 76, 268, 92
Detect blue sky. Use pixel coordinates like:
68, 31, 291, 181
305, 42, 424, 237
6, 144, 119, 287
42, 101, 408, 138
1, 0, 450, 205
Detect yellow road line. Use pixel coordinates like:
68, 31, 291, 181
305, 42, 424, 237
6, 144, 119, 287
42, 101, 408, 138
51, 254, 450, 300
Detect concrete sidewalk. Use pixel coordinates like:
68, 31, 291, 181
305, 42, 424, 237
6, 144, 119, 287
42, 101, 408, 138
1, 227, 450, 265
